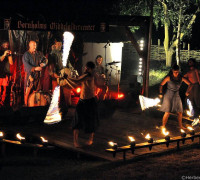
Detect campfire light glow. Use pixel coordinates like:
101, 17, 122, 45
128, 136, 136, 149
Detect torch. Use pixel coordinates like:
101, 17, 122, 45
0, 131, 4, 140
187, 126, 195, 142
16, 133, 25, 143
128, 136, 136, 154
162, 127, 170, 147
180, 129, 186, 144
108, 141, 118, 150
40, 136, 48, 146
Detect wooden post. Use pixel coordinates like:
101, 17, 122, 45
158, 39, 160, 61
188, 43, 190, 59
145, 0, 153, 97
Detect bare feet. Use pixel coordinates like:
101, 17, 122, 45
86, 140, 93, 146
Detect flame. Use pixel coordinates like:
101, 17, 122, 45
162, 127, 169, 136
117, 93, 124, 99
139, 95, 160, 111
108, 141, 117, 147
180, 129, 185, 133
0, 131, 4, 137
62, 32, 74, 67
40, 136, 48, 143
44, 86, 62, 124
187, 126, 194, 131
128, 136, 135, 142
186, 110, 192, 117
16, 133, 25, 141
145, 133, 151, 139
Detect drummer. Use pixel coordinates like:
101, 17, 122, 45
94, 55, 107, 100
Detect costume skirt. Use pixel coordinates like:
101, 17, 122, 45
160, 90, 183, 113
73, 97, 99, 133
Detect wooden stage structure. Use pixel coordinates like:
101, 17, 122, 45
0, 104, 199, 161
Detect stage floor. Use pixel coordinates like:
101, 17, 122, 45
0, 102, 198, 161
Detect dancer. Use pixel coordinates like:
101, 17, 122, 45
59, 61, 98, 147
159, 64, 192, 129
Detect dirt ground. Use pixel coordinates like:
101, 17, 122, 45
0, 143, 200, 180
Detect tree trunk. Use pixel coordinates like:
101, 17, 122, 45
166, 49, 173, 67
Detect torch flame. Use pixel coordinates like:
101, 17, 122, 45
128, 136, 135, 142
40, 136, 48, 143
16, 133, 25, 141
187, 126, 194, 131
139, 95, 161, 111
62, 32, 74, 67
145, 133, 151, 139
186, 110, 192, 117
0, 131, 4, 137
108, 141, 117, 147
180, 129, 185, 133
162, 127, 169, 136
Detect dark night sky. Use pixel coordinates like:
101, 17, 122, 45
1, 0, 200, 49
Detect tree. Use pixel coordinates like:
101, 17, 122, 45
116, 0, 200, 66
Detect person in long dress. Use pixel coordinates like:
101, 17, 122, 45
159, 64, 192, 129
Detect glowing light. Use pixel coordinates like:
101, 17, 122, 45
44, 86, 62, 124
0, 131, 4, 137
139, 95, 160, 111
139, 61, 142, 65
128, 136, 135, 142
139, 68, 142, 71
76, 87, 81, 94
139, 72, 142, 75
117, 93, 124, 99
145, 133, 151, 140
108, 141, 118, 149
140, 47, 144, 50
180, 129, 185, 133
187, 126, 193, 131
40, 136, 48, 143
140, 40, 144, 44
186, 99, 194, 117
16, 133, 25, 141
62, 32, 74, 67
192, 118, 199, 126
139, 58, 142, 61
162, 127, 169, 136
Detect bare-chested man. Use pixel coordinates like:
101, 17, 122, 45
184, 58, 200, 119
58, 61, 98, 148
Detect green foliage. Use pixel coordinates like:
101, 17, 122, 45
149, 68, 169, 86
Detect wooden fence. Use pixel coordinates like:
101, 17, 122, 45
151, 41, 200, 62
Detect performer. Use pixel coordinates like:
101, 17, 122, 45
184, 58, 200, 119
22, 40, 47, 106
0, 41, 13, 106
94, 55, 107, 100
159, 64, 192, 129
58, 61, 99, 148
